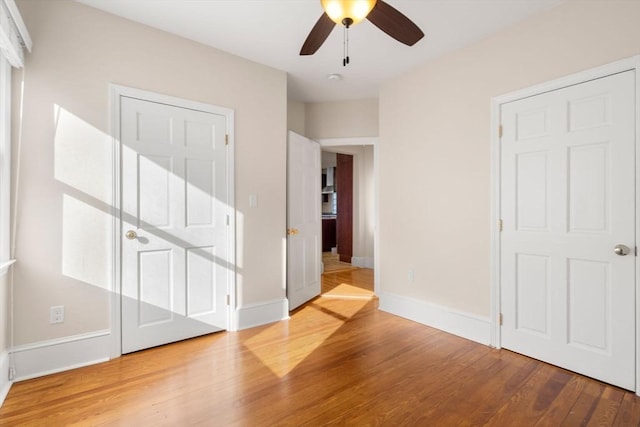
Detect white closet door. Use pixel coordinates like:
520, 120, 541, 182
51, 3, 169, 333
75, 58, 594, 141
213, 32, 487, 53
501, 71, 635, 390
120, 96, 229, 353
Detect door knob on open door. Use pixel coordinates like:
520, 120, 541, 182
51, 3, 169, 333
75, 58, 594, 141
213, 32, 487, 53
125, 230, 137, 240
614, 244, 630, 256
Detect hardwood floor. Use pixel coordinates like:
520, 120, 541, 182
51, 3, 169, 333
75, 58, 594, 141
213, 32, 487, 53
322, 252, 359, 274
321, 267, 374, 299
1, 271, 639, 426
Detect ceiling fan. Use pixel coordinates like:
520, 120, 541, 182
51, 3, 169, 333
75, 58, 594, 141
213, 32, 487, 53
300, 0, 424, 65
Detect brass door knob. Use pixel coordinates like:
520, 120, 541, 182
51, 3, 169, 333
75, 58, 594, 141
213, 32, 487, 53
125, 230, 138, 240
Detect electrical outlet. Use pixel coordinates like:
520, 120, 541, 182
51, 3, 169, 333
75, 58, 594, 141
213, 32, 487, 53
50, 305, 64, 324
408, 269, 415, 282
8, 367, 15, 381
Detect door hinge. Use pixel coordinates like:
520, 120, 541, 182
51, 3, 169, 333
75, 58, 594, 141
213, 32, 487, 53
226, 214, 230, 226
498, 125, 503, 138
635, 246, 638, 257
225, 134, 229, 145
498, 219, 503, 232
226, 295, 230, 306
499, 313, 503, 326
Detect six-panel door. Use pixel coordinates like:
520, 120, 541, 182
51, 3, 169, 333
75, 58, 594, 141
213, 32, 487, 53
500, 71, 636, 390
120, 96, 229, 353
287, 131, 322, 311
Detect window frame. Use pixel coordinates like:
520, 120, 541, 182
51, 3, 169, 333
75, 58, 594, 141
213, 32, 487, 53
0, 56, 13, 275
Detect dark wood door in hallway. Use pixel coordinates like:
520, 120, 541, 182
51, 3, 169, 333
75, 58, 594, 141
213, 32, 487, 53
336, 153, 353, 263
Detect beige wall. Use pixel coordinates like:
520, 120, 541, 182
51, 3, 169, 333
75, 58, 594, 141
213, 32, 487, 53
379, 0, 640, 317
287, 100, 306, 136
0, 274, 8, 353
12, 0, 287, 345
352, 145, 374, 263
306, 99, 378, 139
361, 145, 374, 262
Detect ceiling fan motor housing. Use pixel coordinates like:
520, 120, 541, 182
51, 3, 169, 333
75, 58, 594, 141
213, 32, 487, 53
341, 17, 354, 28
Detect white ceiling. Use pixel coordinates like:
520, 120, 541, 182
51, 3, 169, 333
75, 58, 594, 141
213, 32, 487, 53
77, 0, 564, 103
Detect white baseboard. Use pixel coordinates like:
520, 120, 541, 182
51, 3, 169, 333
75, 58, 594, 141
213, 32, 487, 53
12, 330, 111, 381
351, 257, 374, 269
0, 351, 11, 406
378, 292, 492, 345
235, 298, 289, 330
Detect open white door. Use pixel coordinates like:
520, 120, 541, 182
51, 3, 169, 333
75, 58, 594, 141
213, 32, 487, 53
500, 71, 635, 390
120, 95, 230, 353
287, 131, 321, 310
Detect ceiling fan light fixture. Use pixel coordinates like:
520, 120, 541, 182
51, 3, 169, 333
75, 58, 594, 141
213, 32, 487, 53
300, 0, 423, 57
320, 0, 377, 26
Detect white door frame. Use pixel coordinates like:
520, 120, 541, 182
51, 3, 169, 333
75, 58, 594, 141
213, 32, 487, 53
109, 84, 236, 358
316, 137, 379, 296
490, 55, 640, 393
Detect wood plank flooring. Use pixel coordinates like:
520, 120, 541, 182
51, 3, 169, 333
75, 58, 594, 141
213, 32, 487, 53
322, 252, 359, 274
1, 269, 639, 426
321, 267, 374, 299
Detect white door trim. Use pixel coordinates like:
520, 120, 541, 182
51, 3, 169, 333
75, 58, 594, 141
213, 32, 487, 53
490, 55, 640, 393
109, 85, 236, 358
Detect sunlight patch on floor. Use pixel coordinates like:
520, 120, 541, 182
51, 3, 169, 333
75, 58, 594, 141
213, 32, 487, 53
242, 298, 369, 378
322, 282, 375, 300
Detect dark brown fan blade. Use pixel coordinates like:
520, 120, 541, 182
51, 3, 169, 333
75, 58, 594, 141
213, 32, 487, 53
300, 13, 336, 55
367, 0, 424, 46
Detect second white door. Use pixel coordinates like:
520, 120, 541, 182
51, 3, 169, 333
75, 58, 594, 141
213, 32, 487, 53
120, 95, 230, 353
500, 70, 636, 390
287, 131, 322, 310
